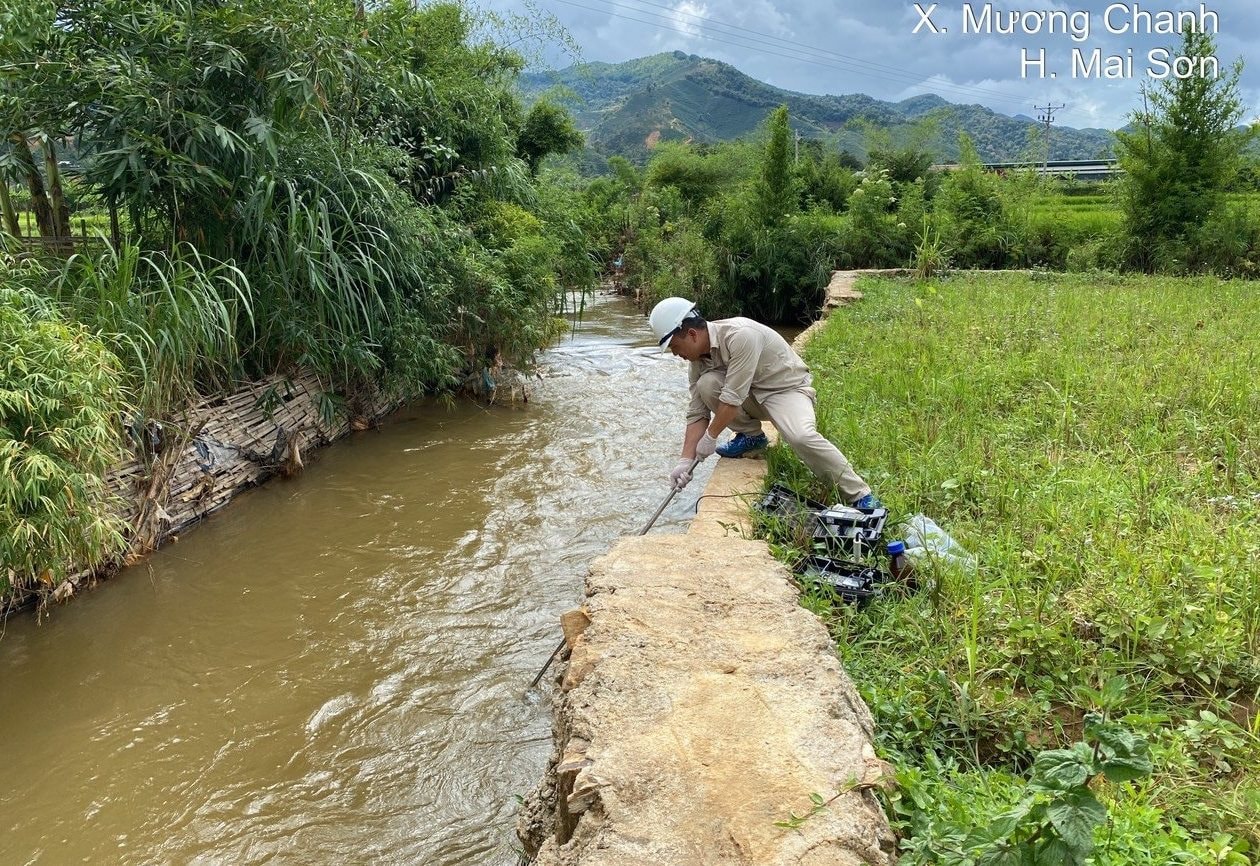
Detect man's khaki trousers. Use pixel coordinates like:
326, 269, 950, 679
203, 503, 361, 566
695, 370, 871, 504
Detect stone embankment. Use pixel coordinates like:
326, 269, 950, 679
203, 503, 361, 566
518, 273, 895, 865
794, 268, 911, 346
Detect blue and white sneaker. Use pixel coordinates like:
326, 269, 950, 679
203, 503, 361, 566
851, 492, 882, 510
716, 432, 769, 458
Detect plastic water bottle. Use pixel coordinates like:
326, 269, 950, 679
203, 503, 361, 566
886, 540, 918, 592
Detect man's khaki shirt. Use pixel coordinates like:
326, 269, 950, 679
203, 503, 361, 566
686, 318, 812, 424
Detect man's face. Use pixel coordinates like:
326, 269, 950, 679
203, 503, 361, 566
667, 326, 704, 361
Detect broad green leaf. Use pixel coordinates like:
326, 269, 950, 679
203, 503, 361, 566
1046, 790, 1106, 856
1036, 837, 1079, 865
1030, 749, 1091, 793
966, 795, 1036, 847
1086, 716, 1153, 782
1100, 676, 1127, 708
1100, 752, 1153, 783
975, 843, 1024, 866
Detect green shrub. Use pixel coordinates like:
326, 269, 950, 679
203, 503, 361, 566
619, 110, 850, 323
796, 143, 859, 212
648, 217, 728, 316
934, 136, 1014, 268
1, 282, 132, 600
645, 141, 732, 207
712, 194, 839, 323
1065, 233, 1126, 273
5, 0, 593, 416
621, 182, 731, 315
845, 168, 907, 268
1116, 29, 1254, 274
1185, 200, 1260, 277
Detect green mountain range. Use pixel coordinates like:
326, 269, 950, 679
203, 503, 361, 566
520, 51, 1117, 165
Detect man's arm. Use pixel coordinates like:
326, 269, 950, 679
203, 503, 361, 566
680, 397, 739, 455
680, 417, 708, 457
702, 327, 759, 439
681, 402, 738, 462
717, 328, 760, 408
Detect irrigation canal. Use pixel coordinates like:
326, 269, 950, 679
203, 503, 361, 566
0, 292, 715, 866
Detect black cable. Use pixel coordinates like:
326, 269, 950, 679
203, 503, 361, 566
577, 0, 1031, 104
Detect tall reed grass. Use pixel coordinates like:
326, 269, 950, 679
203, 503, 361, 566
50, 243, 252, 415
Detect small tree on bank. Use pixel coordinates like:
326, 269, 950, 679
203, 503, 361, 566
516, 100, 583, 175
1116, 27, 1256, 272
755, 105, 796, 225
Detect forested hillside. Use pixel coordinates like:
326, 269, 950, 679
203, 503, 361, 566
521, 51, 1117, 164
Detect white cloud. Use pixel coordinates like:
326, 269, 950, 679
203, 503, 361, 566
485, 0, 1259, 129
668, 0, 707, 39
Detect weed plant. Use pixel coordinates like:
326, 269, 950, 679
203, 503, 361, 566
770, 272, 1260, 860
50, 242, 250, 416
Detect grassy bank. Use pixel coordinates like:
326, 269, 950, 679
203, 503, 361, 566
767, 272, 1259, 862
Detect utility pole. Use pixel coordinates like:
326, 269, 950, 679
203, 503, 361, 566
1034, 103, 1065, 174
794, 130, 801, 165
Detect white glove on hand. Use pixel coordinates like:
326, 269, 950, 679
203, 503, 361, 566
670, 459, 694, 490
695, 431, 719, 460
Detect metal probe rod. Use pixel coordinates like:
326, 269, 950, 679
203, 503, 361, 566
528, 458, 701, 690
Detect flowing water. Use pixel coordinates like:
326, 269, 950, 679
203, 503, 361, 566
0, 292, 719, 866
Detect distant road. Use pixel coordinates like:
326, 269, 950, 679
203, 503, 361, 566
931, 159, 1121, 180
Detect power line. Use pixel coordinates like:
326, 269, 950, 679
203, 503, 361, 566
594, 0, 1032, 104
543, 0, 1035, 111
551, 0, 1025, 106
549, 0, 1028, 108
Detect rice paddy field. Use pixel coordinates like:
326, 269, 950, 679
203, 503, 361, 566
767, 272, 1260, 863
1030, 192, 1122, 238
1027, 187, 1260, 247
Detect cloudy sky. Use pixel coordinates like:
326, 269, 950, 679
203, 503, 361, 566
480, 0, 1258, 130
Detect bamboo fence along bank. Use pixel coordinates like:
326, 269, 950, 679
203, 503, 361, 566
5, 372, 399, 614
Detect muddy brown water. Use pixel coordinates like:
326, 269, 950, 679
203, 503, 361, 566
0, 293, 731, 866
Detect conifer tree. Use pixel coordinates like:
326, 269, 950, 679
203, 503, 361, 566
755, 105, 796, 225
1116, 28, 1254, 270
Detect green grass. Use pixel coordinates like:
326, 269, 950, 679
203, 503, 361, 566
767, 272, 1260, 862
6, 206, 131, 240
1028, 190, 1260, 241
1031, 194, 1122, 236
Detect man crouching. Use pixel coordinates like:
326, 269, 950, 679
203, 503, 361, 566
650, 296, 880, 509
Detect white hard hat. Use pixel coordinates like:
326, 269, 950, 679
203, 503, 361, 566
649, 296, 699, 346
